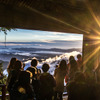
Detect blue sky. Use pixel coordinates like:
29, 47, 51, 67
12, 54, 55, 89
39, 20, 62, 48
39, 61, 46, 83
0, 29, 83, 42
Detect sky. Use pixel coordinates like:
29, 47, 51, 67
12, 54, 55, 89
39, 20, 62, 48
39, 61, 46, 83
0, 28, 83, 42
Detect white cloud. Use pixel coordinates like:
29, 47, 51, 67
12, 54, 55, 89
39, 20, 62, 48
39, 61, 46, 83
0, 29, 83, 42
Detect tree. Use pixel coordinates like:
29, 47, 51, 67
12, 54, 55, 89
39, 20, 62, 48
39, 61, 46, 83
0, 27, 16, 47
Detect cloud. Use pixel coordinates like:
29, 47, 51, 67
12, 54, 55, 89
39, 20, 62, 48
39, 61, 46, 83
0, 29, 83, 42
0, 42, 31, 46
40, 40, 56, 43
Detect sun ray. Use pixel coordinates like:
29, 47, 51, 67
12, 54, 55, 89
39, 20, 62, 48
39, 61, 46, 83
85, 35, 100, 40
84, 34, 100, 47
22, 4, 89, 34
84, 41, 100, 46
83, 46, 100, 66
85, 1, 100, 35
92, 28, 100, 35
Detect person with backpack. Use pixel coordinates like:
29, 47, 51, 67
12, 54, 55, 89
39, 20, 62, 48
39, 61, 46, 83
26, 58, 41, 100
7, 60, 34, 100
39, 63, 56, 100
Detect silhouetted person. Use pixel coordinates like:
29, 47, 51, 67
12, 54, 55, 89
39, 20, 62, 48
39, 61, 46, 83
84, 68, 95, 84
69, 59, 78, 81
77, 54, 83, 71
11, 71, 34, 100
54, 60, 67, 100
27, 58, 39, 79
27, 58, 40, 100
7, 57, 17, 74
69, 56, 75, 61
67, 71, 90, 100
83, 68, 96, 100
8, 60, 34, 100
39, 63, 56, 100
7, 60, 22, 100
67, 56, 75, 71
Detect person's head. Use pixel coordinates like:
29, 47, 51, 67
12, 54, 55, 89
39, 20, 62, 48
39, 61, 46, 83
42, 63, 50, 72
59, 59, 67, 70
69, 56, 75, 62
8, 57, 17, 69
77, 54, 82, 61
14, 60, 22, 70
31, 59, 38, 67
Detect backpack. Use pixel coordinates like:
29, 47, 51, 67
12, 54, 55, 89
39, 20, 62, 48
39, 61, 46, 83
10, 81, 28, 100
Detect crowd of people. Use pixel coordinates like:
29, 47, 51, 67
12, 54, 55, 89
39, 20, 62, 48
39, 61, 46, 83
6, 54, 100, 100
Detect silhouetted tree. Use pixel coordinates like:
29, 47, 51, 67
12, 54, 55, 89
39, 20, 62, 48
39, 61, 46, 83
0, 27, 16, 47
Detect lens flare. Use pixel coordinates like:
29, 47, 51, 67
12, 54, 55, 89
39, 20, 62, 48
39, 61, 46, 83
83, 46, 100, 65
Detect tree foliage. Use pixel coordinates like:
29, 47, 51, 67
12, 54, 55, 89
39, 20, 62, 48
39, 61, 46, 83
0, 27, 16, 47
0, 27, 16, 35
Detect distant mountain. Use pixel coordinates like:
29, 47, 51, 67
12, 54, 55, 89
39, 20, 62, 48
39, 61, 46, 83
13, 47, 82, 52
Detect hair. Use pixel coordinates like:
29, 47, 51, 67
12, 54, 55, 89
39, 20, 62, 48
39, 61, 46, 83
42, 63, 50, 72
14, 60, 22, 70
59, 59, 67, 70
31, 59, 38, 67
69, 56, 75, 62
70, 59, 78, 70
77, 54, 82, 59
8, 57, 17, 69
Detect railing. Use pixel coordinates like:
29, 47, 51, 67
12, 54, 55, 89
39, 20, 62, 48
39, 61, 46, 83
0, 84, 6, 100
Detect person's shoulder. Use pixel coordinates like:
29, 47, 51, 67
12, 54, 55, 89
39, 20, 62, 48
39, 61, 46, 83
27, 66, 31, 69
20, 70, 30, 78
26, 67, 30, 70
27, 66, 35, 70
46, 73, 52, 77
21, 70, 29, 74
47, 73, 54, 79
40, 73, 46, 80
40, 73, 51, 78
41, 72, 49, 76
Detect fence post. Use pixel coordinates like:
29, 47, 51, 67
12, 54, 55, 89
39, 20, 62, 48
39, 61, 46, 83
0, 84, 6, 100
